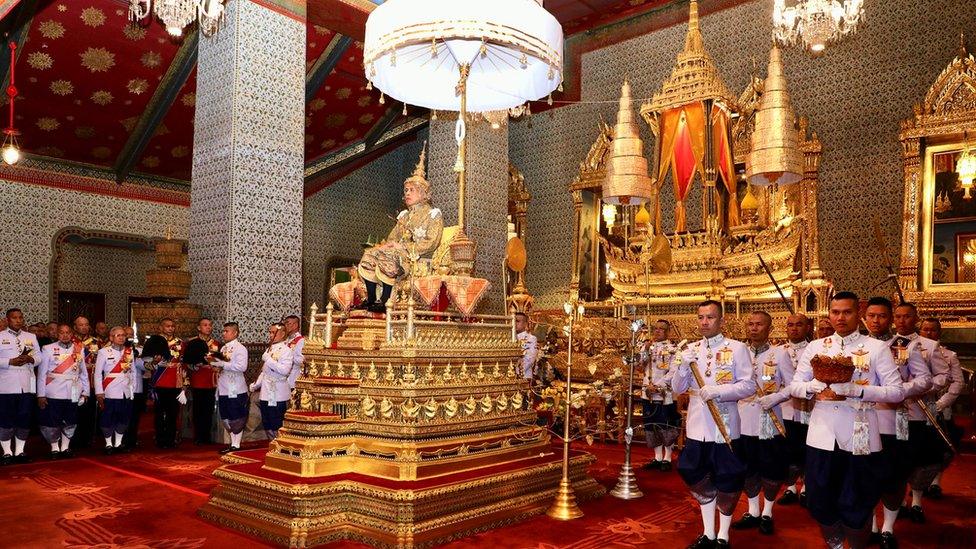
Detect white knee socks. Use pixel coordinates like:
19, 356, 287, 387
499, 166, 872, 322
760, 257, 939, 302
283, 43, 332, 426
931, 472, 942, 487
231, 431, 242, 447
882, 506, 898, 533
717, 512, 733, 541
0, 439, 10, 455
104, 436, 113, 447
664, 445, 673, 462
654, 446, 663, 461
13, 437, 25, 455
911, 489, 922, 508
762, 497, 776, 518
748, 495, 760, 516
60, 434, 70, 450
113, 433, 123, 447
700, 500, 717, 539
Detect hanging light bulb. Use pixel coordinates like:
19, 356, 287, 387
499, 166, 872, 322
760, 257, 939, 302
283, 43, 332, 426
2, 41, 21, 166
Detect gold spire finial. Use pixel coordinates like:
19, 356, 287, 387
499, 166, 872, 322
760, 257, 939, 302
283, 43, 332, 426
746, 43, 803, 186
603, 79, 654, 205
960, 32, 968, 58
405, 141, 431, 194
643, 0, 733, 115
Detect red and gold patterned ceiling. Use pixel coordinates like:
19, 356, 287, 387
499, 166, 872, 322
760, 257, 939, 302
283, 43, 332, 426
1, 0, 672, 185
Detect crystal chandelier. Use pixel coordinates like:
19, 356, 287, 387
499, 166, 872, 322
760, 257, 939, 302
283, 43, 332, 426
958, 149, 976, 200
773, 0, 865, 54
128, 0, 226, 38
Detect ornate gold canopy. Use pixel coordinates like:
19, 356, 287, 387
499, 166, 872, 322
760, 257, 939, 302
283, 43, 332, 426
898, 38, 976, 321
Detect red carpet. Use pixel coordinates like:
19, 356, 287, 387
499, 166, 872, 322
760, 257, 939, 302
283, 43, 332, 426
2, 432, 975, 548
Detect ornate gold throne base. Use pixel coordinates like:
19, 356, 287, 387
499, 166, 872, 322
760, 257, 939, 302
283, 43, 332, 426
199, 447, 601, 548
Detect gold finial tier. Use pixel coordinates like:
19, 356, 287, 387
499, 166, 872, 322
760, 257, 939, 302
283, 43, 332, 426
746, 44, 803, 186
603, 80, 655, 205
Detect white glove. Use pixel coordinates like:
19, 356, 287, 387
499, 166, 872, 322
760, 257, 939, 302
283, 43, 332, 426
699, 386, 719, 402
830, 382, 862, 398
177, 389, 188, 405
77, 396, 86, 406
806, 380, 827, 396
249, 383, 257, 393
759, 393, 782, 411
935, 396, 950, 412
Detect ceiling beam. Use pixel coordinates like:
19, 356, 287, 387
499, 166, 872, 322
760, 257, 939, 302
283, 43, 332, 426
0, 0, 37, 93
304, 116, 426, 195
0, 0, 22, 22
306, 34, 354, 102
363, 104, 401, 149
113, 30, 198, 184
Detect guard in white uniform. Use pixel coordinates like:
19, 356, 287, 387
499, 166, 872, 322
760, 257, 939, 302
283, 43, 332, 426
862, 297, 931, 548
94, 327, 137, 454
917, 318, 963, 502
788, 292, 905, 549
778, 313, 812, 507
892, 303, 950, 526
283, 315, 306, 390
640, 319, 679, 471
210, 322, 249, 454
672, 300, 756, 549
37, 324, 90, 459
122, 326, 146, 450
732, 311, 795, 535
0, 308, 40, 464
251, 323, 294, 440
514, 313, 538, 381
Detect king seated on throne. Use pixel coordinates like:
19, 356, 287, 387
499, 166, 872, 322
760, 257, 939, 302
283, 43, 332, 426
356, 147, 443, 313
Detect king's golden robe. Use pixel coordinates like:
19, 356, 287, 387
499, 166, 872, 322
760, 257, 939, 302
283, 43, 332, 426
358, 203, 443, 285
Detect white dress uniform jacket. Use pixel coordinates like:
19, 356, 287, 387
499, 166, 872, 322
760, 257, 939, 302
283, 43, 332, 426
899, 333, 948, 421
37, 341, 89, 401
254, 341, 294, 403
671, 334, 756, 443
285, 333, 305, 389
516, 331, 538, 380
784, 340, 810, 422
739, 344, 794, 437
213, 339, 249, 397
0, 328, 40, 394
936, 346, 964, 418
643, 340, 676, 403
876, 336, 931, 435
789, 332, 904, 453
94, 345, 136, 400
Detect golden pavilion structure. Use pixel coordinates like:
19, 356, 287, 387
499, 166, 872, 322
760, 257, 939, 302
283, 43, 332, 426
568, 0, 831, 341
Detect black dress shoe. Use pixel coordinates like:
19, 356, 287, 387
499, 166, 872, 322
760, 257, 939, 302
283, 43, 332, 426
367, 303, 388, 314
879, 532, 898, 549
778, 490, 798, 505
0, 454, 10, 466
661, 460, 673, 472
732, 513, 760, 530
13, 454, 30, 464
758, 516, 774, 535
798, 492, 807, 508
686, 535, 715, 549
59, 449, 74, 459
714, 539, 730, 548
49, 450, 61, 460
909, 505, 925, 524
103, 446, 115, 456
643, 460, 662, 470
924, 485, 943, 499
869, 531, 882, 546
218, 446, 240, 455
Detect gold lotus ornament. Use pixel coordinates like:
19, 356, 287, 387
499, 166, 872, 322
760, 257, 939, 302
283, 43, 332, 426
480, 394, 494, 414
380, 397, 394, 419
496, 393, 509, 412
444, 397, 459, 418
423, 397, 439, 419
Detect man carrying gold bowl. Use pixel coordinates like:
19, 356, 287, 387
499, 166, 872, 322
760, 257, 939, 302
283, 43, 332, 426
788, 292, 904, 549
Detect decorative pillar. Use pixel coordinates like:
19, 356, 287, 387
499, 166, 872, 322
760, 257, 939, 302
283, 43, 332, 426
189, 0, 306, 340
428, 114, 509, 314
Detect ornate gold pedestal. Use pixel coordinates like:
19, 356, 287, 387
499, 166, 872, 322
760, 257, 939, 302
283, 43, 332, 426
200, 308, 603, 548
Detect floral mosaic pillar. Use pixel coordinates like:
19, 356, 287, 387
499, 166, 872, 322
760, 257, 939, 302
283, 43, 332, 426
428, 116, 510, 315
189, 0, 305, 340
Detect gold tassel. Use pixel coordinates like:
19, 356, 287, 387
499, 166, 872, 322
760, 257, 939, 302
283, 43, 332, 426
431, 109, 438, 120
547, 94, 553, 106
379, 93, 385, 105
453, 152, 464, 173
480, 41, 488, 58
402, 103, 407, 116
558, 81, 564, 92
366, 80, 372, 91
